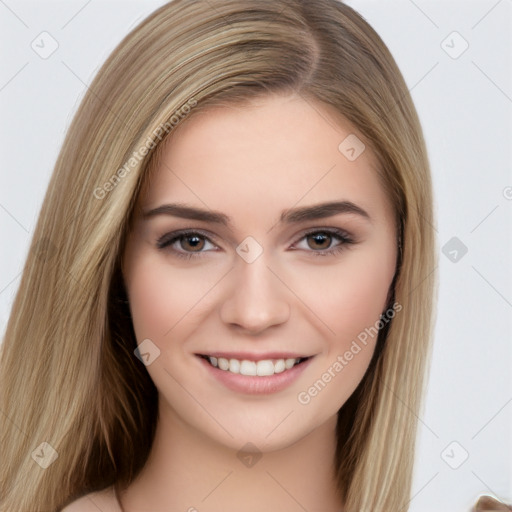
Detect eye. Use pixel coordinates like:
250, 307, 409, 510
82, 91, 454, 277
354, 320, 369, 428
156, 227, 355, 260
292, 228, 354, 257
156, 230, 218, 260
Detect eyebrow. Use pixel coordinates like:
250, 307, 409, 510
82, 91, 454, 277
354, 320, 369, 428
142, 200, 371, 226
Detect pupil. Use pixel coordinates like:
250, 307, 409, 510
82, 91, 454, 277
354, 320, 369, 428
184, 235, 203, 251
310, 233, 330, 249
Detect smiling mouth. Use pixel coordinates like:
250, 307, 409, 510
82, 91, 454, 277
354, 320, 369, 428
197, 355, 311, 376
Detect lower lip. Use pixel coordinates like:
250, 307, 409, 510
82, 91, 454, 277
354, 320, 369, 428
196, 356, 313, 395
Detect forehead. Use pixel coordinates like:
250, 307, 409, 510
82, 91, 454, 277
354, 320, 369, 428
139, 94, 394, 228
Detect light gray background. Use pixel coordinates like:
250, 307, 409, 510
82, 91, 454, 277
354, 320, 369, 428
0, 1, 511, 510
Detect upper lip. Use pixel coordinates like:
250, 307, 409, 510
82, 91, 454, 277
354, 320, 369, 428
196, 352, 312, 361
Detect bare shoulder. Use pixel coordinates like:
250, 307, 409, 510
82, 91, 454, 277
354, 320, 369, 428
61, 486, 120, 512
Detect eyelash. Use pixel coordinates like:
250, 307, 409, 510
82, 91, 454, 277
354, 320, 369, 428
156, 228, 355, 260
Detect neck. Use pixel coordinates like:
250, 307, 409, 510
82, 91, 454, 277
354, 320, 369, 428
117, 396, 344, 512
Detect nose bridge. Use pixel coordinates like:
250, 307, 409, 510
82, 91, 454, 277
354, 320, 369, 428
237, 252, 278, 299
220, 247, 290, 332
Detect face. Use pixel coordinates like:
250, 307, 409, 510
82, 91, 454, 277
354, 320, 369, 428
122, 93, 398, 452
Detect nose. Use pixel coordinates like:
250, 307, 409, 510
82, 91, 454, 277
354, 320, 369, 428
219, 253, 290, 335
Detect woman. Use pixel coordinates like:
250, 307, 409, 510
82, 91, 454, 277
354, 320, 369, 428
0, 0, 507, 510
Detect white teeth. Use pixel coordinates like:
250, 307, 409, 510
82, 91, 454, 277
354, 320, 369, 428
256, 360, 275, 376
206, 356, 305, 376
218, 357, 229, 370
274, 359, 286, 373
285, 358, 296, 369
240, 360, 257, 376
229, 358, 240, 373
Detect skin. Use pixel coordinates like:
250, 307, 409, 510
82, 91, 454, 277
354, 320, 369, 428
116, 92, 398, 512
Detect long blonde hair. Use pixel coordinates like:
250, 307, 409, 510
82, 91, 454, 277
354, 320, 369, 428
0, 1, 437, 510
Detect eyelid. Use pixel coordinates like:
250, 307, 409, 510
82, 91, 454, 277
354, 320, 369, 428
293, 226, 354, 243
289, 227, 355, 255
156, 228, 219, 250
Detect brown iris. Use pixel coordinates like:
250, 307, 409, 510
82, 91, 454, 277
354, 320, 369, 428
180, 234, 205, 252
306, 232, 332, 250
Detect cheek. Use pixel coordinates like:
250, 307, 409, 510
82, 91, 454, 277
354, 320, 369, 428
125, 253, 221, 344
127, 260, 175, 342
294, 253, 394, 419
335, 257, 391, 333
311, 247, 393, 316
303, 243, 395, 363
